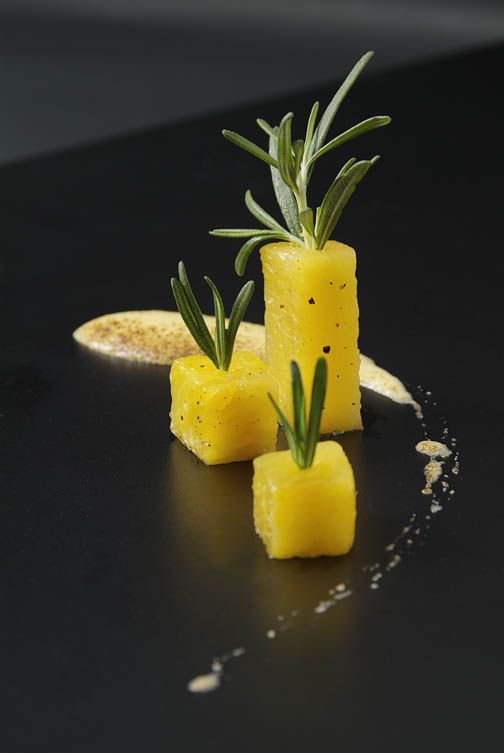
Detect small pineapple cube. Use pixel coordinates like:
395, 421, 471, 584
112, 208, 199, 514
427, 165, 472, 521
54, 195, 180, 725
253, 440, 356, 558
170, 351, 277, 465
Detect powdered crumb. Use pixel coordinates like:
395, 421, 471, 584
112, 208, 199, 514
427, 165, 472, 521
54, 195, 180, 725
386, 554, 402, 570
416, 440, 452, 459
416, 440, 452, 494
314, 600, 333, 614
188, 672, 221, 694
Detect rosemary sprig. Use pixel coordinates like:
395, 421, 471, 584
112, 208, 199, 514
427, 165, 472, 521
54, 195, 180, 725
209, 189, 299, 275
269, 358, 328, 469
170, 261, 254, 371
210, 51, 391, 274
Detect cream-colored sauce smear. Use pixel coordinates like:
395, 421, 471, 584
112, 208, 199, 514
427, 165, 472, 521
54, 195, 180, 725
74, 311, 419, 411
360, 354, 423, 417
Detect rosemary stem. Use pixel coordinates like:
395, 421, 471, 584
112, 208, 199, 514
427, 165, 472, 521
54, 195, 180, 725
214, 52, 389, 271
295, 173, 316, 249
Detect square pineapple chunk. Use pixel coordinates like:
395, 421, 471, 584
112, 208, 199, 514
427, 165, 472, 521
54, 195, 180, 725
170, 351, 277, 465
253, 441, 356, 559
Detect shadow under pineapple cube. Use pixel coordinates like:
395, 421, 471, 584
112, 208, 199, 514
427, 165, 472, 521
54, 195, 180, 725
170, 352, 277, 465
253, 441, 356, 558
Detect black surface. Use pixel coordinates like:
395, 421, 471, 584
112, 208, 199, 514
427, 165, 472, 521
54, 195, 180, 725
2, 3, 503, 164
2, 46, 503, 752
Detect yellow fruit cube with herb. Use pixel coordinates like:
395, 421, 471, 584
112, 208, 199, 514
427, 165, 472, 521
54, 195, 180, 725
253, 440, 356, 558
169, 262, 277, 465
170, 351, 277, 465
253, 357, 357, 558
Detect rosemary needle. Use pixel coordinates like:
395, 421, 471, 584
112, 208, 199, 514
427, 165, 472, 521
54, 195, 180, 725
170, 261, 254, 371
269, 358, 328, 470
210, 51, 391, 274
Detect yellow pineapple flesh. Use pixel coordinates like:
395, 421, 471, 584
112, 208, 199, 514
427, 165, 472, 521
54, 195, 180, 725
170, 351, 277, 465
253, 440, 356, 559
261, 240, 362, 434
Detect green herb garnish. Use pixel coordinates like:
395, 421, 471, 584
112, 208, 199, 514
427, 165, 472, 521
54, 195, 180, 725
269, 358, 328, 469
170, 261, 254, 371
210, 51, 390, 274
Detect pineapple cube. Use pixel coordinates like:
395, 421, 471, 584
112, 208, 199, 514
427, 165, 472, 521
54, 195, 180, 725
170, 351, 277, 465
261, 240, 362, 434
253, 441, 356, 559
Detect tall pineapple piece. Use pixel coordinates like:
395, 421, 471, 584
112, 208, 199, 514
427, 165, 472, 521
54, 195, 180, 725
211, 51, 390, 433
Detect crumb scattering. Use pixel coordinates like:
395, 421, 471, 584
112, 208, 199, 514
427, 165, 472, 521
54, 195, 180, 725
188, 672, 221, 694
416, 440, 452, 459
416, 440, 452, 495
188, 647, 245, 695
314, 587, 352, 614
386, 554, 402, 571
314, 600, 333, 614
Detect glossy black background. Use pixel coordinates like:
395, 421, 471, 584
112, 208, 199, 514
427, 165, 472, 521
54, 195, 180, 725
2, 1, 503, 163
2, 46, 503, 751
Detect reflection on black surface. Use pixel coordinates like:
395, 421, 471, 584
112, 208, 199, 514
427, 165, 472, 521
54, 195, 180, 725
164, 394, 421, 627
166, 440, 254, 570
